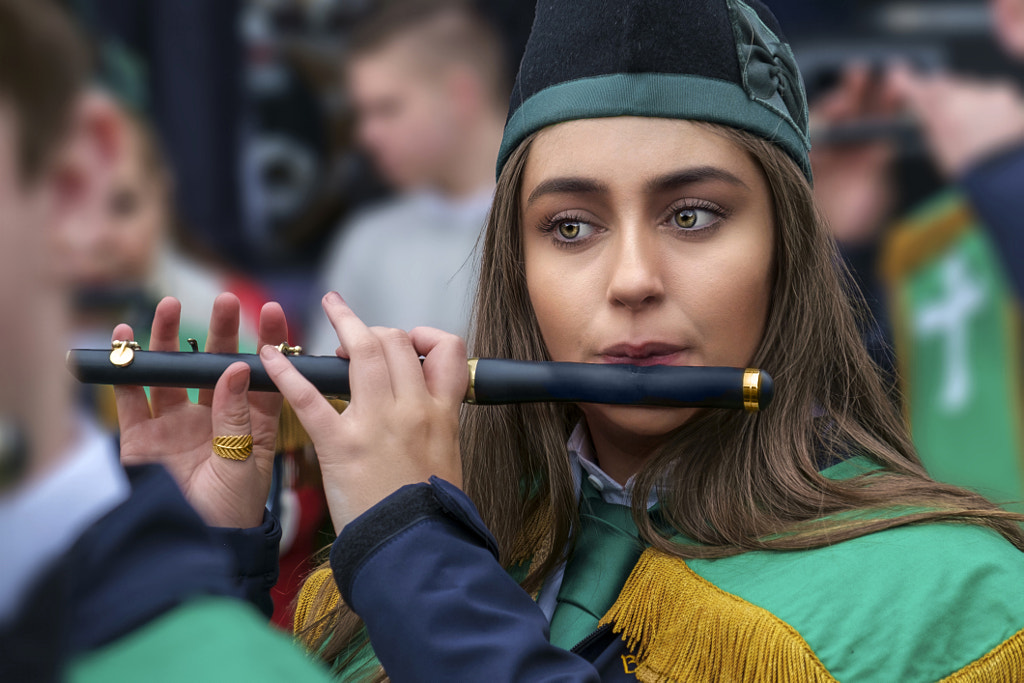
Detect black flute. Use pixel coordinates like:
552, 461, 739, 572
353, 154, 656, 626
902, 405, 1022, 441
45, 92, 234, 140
66, 348, 774, 411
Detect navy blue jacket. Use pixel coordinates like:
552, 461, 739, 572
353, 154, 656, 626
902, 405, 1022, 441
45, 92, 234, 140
960, 142, 1024, 302
330, 477, 641, 681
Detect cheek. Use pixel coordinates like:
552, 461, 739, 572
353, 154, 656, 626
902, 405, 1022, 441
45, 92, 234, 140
525, 249, 591, 360
711, 287, 769, 364
527, 265, 563, 355
690, 244, 772, 365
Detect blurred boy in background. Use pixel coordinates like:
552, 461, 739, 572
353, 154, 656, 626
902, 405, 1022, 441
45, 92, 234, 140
307, 0, 509, 352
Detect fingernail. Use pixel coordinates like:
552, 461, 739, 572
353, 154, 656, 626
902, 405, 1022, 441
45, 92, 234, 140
260, 344, 279, 360
229, 369, 249, 395
324, 291, 343, 305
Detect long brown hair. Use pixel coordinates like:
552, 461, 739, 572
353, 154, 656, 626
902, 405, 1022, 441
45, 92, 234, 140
297, 122, 1024, 671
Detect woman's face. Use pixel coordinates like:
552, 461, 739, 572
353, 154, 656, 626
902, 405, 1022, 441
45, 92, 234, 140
521, 117, 774, 450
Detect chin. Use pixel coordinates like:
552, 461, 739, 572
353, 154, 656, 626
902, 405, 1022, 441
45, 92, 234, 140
580, 403, 697, 441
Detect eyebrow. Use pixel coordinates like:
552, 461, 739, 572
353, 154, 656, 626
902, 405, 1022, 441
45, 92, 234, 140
525, 165, 749, 207
645, 166, 750, 193
526, 177, 608, 206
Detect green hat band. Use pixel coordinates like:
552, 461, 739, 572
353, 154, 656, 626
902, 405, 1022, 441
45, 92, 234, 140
498, 72, 812, 180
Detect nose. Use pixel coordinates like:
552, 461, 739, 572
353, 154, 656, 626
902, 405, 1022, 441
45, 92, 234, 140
606, 227, 665, 310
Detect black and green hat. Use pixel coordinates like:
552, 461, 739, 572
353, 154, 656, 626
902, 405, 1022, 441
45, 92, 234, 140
497, 0, 811, 181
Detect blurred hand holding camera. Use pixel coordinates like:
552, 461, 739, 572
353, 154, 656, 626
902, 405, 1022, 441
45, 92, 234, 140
810, 64, 902, 246
888, 64, 1024, 178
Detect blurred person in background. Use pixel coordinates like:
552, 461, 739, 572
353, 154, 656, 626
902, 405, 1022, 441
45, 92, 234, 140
54, 96, 267, 393
56, 95, 331, 631
0, 2, 334, 680
811, 0, 1024, 509
306, 0, 509, 353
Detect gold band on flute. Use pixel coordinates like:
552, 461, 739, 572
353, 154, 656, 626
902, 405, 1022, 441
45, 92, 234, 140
742, 368, 760, 413
466, 358, 479, 404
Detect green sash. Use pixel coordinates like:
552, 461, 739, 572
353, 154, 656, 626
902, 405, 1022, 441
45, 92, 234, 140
548, 480, 645, 649
883, 192, 1024, 510
598, 457, 1024, 682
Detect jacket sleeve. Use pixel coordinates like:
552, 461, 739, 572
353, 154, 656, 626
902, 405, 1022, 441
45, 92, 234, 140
208, 509, 281, 619
330, 478, 601, 682
960, 142, 1024, 301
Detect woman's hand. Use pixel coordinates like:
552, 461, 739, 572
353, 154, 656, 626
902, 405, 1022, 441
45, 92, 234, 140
114, 293, 288, 528
261, 291, 467, 532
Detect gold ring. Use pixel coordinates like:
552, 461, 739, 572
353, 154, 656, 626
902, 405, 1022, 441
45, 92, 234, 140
212, 434, 253, 461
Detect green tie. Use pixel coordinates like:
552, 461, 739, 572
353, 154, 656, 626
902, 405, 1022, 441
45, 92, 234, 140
548, 478, 646, 650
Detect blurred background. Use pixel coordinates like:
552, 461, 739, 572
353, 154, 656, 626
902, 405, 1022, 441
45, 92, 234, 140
61, 0, 535, 338
57, 0, 1023, 338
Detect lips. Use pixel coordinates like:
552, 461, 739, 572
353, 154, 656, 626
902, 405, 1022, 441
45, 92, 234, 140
598, 342, 690, 366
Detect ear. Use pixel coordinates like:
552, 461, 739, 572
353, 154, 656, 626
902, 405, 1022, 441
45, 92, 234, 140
47, 90, 125, 234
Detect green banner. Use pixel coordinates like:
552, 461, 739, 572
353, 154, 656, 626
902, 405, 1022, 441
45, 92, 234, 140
884, 192, 1024, 510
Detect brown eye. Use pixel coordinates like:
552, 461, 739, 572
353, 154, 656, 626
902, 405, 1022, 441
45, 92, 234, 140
557, 221, 582, 239
674, 209, 698, 229
548, 217, 595, 244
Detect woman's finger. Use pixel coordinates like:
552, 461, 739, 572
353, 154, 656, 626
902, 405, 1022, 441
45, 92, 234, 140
256, 301, 289, 357
110, 323, 152, 428
198, 293, 242, 407
148, 296, 189, 414
208, 362, 264, 528
210, 363, 254, 465
409, 327, 469, 406
322, 292, 393, 405
247, 302, 287, 452
371, 327, 428, 399
260, 345, 339, 445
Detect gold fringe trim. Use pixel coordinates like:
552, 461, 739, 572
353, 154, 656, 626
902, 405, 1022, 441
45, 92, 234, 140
510, 504, 553, 568
506, 504, 554, 599
598, 548, 837, 683
276, 398, 348, 452
294, 566, 340, 642
941, 627, 1024, 681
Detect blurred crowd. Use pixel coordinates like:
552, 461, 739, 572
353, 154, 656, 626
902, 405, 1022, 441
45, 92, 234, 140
4, 0, 1024, 644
